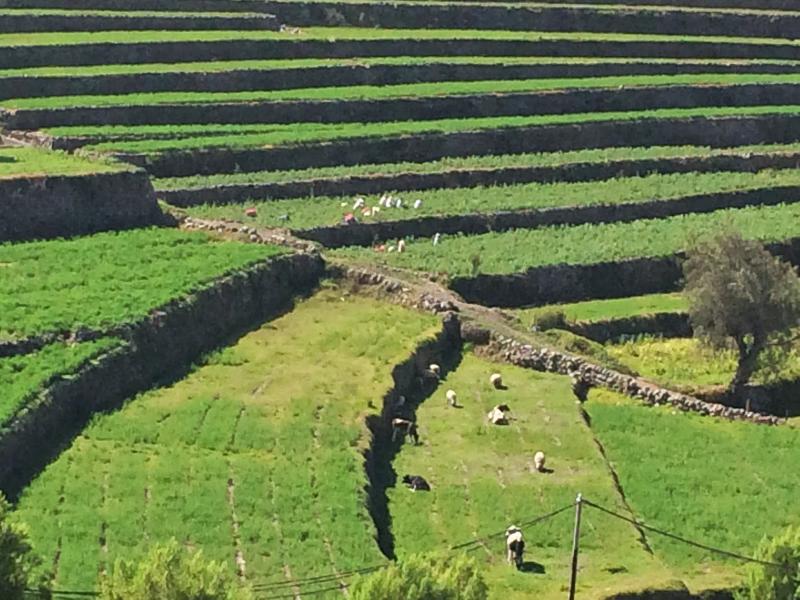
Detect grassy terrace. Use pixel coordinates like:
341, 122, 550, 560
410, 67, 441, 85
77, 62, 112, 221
71, 106, 800, 153
389, 353, 675, 598
607, 336, 800, 391
14, 291, 438, 592
329, 202, 800, 275
3, 56, 799, 77
0, 228, 281, 339
5, 27, 800, 47
8, 73, 800, 108
586, 390, 800, 590
0, 146, 124, 178
512, 292, 688, 324
0, 9, 275, 17
186, 169, 800, 229
0, 338, 122, 428
155, 143, 800, 190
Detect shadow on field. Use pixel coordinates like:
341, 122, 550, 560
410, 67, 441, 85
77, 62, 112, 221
363, 329, 463, 560
518, 561, 546, 574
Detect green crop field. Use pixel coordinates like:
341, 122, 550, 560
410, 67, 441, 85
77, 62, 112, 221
13, 290, 439, 591
186, 169, 800, 230
3, 0, 800, 597
331, 202, 800, 276
0, 146, 125, 178
0, 228, 281, 338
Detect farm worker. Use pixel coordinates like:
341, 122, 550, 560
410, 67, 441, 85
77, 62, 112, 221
505, 525, 525, 568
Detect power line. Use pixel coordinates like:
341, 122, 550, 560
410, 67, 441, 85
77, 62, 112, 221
582, 499, 782, 568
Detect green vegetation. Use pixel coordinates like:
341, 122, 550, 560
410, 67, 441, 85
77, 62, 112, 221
586, 390, 800, 590
99, 539, 253, 600
330, 202, 800, 276
350, 553, 487, 600
736, 526, 800, 600
154, 143, 800, 191
0, 147, 124, 178
0, 228, 281, 338
80, 105, 800, 153
513, 292, 687, 325
389, 354, 675, 598
186, 169, 800, 230
11, 73, 800, 109
0, 493, 49, 600
0, 338, 123, 427
13, 292, 438, 592
4, 56, 798, 78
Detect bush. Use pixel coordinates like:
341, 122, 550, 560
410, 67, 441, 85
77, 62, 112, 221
0, 494, 49, 600
736, 526, 800, 600
349, 553, 487, 600
99, 540, 251, 600
532, 309, 567, 331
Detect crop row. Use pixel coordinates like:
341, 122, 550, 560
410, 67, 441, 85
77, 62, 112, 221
153, 142, 800, 191
9, 72, 800, 109
14, 292, 438, 591
0, 146, 123, 178
71, 105, 800, 154
0, 228, 280, 339
330, 202, 800, 275
184, 169, 800, 230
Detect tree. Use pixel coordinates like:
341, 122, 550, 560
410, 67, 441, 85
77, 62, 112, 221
736, 525, 800, 600
349, 553, 487, 600
683, 231, 800, 403
0, 493, 49, 600
99, 539, 251, 600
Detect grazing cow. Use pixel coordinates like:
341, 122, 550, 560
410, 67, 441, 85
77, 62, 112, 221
402, 474, 430, 492
505, 526, 525, 568
392, 418, 419, 445
534, 451, 546, 472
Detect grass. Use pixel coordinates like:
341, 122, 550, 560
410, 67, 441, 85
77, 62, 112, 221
3, 56, 799, 78
5, 28, 800, 47
513, 292, 688, 325
585, 389, 800, 590
607, 335, 800, 391
13, 290, 439, 592
0, 338, 123, 428
10, 73, 800, 109
388, 353, 676, 599
154, 142, 800, 191
330, 202, 800, 276
78, 105, 800, 154
0, 146, 125, 178
0, 9, 274, 17
184, 169, 800, 230
0, 228, 282, 339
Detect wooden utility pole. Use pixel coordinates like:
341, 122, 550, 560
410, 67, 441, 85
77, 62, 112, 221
568, 493, 583, 600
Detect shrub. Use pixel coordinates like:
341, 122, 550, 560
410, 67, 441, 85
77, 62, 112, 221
99, 539, 251, 600
349, 553, 487, 600
0, 494, 49, 600
532, 309, 567, 331
736, 526, 800, 600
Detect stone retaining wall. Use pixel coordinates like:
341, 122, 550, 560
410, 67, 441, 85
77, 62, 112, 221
0, 169, 163, 242
162, 151, 800, 207
565, 312, 691, 343
450, 238, 800, 307
295, 185, 800, 248
9, 82, 800, 129
2, 38, 798, 71
0, 252, 325, 498
133, 113, 800, 178
2, 61, 795, 102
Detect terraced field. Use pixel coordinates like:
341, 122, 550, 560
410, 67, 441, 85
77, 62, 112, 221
3, 0, 800, 598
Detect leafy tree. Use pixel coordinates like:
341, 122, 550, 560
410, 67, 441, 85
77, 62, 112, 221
0, 493, 49, 600
99, 539, 251, 600
349, 553, 487, 600
683, 231, 800, 403
736, 525, 800, 600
